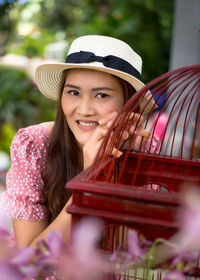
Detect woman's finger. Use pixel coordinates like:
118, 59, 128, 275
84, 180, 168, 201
129, 112, 143, 128
90, 126, 109, 141
135, 129, 150, 139
117, 131, 130, 148
132, 129, 150, 150
111, 148, 123, 158
122, 129, 150, 151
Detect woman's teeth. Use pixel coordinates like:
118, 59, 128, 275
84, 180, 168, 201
78, 121, 98, 126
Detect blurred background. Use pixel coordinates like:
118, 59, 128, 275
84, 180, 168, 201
0, 0, 199, 187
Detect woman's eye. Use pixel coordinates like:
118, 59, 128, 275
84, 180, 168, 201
96, 93, 109, 99
68, 90, 79, 96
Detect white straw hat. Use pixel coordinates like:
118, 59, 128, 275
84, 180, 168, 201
35, 35, 156, 113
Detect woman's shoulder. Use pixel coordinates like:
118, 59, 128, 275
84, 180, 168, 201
11, 122, 55, 151
16, 122, 54, 140
40, 121, 54, 134
22, 121, 54, 135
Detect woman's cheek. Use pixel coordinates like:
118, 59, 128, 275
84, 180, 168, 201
98, 102, 123, 116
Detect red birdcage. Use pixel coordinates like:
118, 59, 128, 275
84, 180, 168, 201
67, 64, 200, 279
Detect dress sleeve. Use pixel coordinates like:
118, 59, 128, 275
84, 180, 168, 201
4, 127, 49, 221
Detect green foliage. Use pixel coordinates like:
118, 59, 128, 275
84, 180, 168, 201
0, 122, 16, 154
0, 0, 18, 55
0, 67, 56, 153
0, 67, 56, 131
2, 0, 175, 81
11, 30, 57, 57
37, 0, 174, 82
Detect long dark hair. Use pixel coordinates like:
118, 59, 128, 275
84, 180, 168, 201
43, 69, 136, 222
43, 71, 82, 221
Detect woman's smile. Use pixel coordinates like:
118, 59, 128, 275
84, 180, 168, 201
76, 120, 99, 130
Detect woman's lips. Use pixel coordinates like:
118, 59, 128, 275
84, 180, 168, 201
76, 120, 99, 130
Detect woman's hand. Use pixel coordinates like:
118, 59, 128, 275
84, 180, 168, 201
121, 113, 150, 151
83, 111, 125, 169
82, 111, 150, 169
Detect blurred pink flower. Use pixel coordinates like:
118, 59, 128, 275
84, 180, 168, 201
171, 251, 198, 268
57, 217, 108, 280
176, 187, 200, 253
127, 230, 151, 262
0, 261, 25, 280
163, 270, 186, 280
0, 230, 39, 279
110, 229, 152, 274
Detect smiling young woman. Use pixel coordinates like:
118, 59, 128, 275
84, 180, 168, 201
2, 35, 156, 251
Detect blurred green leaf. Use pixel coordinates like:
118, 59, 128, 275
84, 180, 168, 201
0, 67, 56, 130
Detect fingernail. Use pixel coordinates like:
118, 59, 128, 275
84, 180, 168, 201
107, 120, 113, 127
98, 119, 104, 125
124, 131, 129, 139
116, 151, 123, 157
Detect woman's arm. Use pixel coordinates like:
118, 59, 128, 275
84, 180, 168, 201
13, 197, 72, 248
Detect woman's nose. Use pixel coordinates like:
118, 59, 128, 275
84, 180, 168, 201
77, 97, 95, 115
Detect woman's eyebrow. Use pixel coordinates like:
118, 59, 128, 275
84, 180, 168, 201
64, 83, 80, 89
92, 87, 114, 91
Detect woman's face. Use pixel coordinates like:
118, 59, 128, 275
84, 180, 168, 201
61, 69, 124, 147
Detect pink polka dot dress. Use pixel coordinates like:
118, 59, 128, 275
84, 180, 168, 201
2, 123, 50, 222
